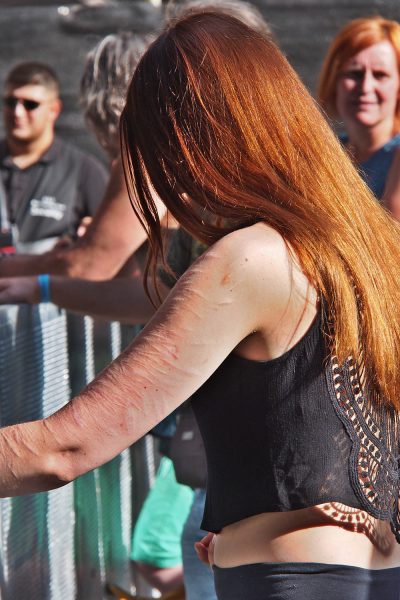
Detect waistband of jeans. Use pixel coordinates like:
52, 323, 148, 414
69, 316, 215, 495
212, 561, 400, 578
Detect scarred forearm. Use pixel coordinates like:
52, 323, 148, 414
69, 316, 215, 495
0, 419, 70, 497
0, 225, 299, 497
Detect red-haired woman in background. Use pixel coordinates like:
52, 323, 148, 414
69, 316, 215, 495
318, 16, 400, 218
0, 11, 400, 599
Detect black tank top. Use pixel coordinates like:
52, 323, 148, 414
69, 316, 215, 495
191, 310, 400, 539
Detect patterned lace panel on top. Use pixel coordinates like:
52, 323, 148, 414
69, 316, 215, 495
326, 350, 400, 542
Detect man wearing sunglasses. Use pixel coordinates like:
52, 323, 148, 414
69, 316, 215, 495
0, 62, 107, 253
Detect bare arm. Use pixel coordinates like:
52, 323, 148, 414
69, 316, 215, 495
382, 148, 400, 220
0, 158, 165, 279
0, 224, 295, 496
0, 274, 165, 324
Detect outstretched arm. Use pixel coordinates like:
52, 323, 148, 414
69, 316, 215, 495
0, 274, 162, 324
0, 158, 165, 279
0, 224, 294, 497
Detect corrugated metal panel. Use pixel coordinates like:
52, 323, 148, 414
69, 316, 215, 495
0, 306, 156, 599
68, 317, 155, 598
0, 304, 75, 600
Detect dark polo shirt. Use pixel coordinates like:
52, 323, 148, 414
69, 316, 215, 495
0, 136, 108, 250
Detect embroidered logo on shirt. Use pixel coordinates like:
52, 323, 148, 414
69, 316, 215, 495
29, 196, 66, 221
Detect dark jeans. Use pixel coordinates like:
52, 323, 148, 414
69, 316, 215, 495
213, 561, 400, 600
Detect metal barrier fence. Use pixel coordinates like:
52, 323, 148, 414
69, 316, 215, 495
0, 304, 157, 599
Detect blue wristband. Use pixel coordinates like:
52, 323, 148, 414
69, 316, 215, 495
38, 274, 51, 303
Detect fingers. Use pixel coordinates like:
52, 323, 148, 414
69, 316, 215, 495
194, 532, 216, 566
194, 540, 210, 565
77, 216, 93, 238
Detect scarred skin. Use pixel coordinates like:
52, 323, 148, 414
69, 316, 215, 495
0, 223, 399, 572
0, 223, 310, 489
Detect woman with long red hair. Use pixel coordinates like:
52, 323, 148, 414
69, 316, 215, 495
0, 10, 400, 599
318, 16, 400, 217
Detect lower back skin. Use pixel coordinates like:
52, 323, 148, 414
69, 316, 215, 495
212, 505, 400, 569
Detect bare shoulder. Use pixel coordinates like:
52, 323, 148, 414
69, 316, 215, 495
215, 221, 288, 262
190, 222, 287, 270
171, 223, 303, 334
191, 222, 293, 292
216, 220, 283, 246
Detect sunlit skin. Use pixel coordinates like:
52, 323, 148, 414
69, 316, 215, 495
1, 12, 400, 578
0, 223, 398, 571
3, 83, 61, 169
335, 41, 400, 162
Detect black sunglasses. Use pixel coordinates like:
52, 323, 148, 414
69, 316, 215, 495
3, 96, 41, 111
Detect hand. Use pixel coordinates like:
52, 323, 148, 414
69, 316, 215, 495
77, 216, 93, 238
52, 217, 93, 250
0, 276, 40, 305
194, 532, 216, 566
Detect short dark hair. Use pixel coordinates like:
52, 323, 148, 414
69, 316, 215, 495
5, 62, 60, 95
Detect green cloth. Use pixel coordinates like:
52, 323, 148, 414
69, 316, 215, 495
131, 456, 194, 568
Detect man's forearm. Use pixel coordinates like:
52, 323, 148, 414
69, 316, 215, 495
51, 274, 158, 323
0, 250, 69, 277
0, 241, 126, 279
0, 157, 149, 279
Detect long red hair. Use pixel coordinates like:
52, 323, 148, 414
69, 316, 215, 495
121, 10, 400, 409
317, 16, 400, 130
